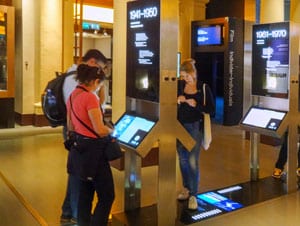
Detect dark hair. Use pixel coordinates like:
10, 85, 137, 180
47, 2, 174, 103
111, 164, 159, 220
76, 64, 105, 85
82, 49, 107, 64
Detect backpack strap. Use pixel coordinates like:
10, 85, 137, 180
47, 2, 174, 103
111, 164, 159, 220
65, 70, 77, 77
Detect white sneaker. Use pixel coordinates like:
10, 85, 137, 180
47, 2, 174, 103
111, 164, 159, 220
188, 196, 198, 210
177, 188, 189, 200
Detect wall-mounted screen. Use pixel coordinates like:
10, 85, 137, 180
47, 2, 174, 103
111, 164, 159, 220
196, 25, 223, 46
112, 112, 157, 149
252, 22, 289, 98
241, 106, 287, 131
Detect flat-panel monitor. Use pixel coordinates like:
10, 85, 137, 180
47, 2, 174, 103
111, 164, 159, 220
111, 112, 157, 149
195, 25, 223, 46
241, 106, 287, 131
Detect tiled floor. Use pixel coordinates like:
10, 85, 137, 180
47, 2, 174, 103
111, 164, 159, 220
0, 124, 299, 226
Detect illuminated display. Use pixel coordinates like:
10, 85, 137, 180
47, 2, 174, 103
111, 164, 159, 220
241, 107, 287, 131
197, 192, 243, 212
252, 22, 289, 98
196, 25, 223, 46
112, 113, 157, 148
126, 0, 160, 102
82, 22, 100, 30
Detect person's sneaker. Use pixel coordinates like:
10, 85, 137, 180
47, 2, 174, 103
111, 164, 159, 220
296, 168, 300, 177
177, 188, 189, 200
188, 196, 198, 210
272, 168, 283, 178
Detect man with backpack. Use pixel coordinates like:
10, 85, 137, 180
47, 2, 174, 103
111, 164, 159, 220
60, 49, 108, 224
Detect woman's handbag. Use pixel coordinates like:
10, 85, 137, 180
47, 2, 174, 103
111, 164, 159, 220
63, 131, 77, 151
202, 113, 212, 150
104, 136, 123, 161
201, 83, 212, 150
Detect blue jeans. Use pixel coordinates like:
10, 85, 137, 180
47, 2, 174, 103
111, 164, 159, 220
61, 173, 80, 220
177, 121, 202, 196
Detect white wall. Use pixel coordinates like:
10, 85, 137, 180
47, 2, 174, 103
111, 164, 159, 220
82, 35, 112, 59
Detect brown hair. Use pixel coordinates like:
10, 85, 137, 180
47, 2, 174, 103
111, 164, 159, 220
180, 58, 197, 74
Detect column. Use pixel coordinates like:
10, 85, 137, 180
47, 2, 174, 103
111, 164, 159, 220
290, 0, 300, 22
260, 0, 284, 23
179, 0, 209, 61
111, 0, 129, 122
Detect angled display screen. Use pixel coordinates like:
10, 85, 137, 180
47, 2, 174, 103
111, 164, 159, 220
252, 22, 289, 98
112, 113, 157, 148
241, 106, 287, 131
196, 25, 223, 46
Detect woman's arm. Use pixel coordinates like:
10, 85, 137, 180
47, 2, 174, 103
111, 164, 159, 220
88, 108, 113, 137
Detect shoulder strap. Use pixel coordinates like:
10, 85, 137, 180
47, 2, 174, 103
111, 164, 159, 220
76, 85, 89, 92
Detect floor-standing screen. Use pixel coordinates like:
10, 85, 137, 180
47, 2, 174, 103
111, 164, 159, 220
252, 22, 289, 98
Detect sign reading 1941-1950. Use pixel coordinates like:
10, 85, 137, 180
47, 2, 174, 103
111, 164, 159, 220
126, 0, 160, 102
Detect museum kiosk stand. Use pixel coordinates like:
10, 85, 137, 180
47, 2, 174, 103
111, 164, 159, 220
240, 21, 300, 193
111, 0, 194, 226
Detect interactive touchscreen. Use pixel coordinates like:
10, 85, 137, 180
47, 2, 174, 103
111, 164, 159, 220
241, 107, 287, 131
111, 113, 156, 148
197, 192, 243, 212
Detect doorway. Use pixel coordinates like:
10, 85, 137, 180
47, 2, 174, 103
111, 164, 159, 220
194, 52, 224, 124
